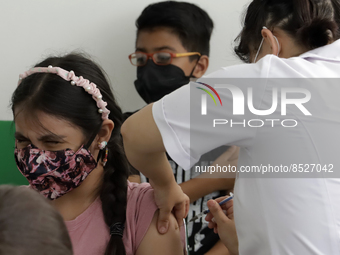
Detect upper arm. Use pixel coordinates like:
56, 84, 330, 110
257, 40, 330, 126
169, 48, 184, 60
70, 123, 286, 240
121, 103, 165, 155
136, 210, 185, 255
180, 177, 235, 203
122, 104, 175, 185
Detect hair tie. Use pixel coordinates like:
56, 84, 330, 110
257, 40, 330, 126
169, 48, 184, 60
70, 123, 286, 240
110, 222, 125, 237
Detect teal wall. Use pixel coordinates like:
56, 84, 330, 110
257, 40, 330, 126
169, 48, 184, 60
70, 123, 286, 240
0, 121, 28, 185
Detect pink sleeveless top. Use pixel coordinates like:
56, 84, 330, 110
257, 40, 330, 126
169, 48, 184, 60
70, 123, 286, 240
65, 181, 158, 255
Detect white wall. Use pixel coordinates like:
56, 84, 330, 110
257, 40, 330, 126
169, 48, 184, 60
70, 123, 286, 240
1, 0, 249, 121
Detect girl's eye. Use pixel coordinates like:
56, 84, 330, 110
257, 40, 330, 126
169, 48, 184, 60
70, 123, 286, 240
46, 141, 60, 144
15, 139, 31, 149
17, 139, 29, 143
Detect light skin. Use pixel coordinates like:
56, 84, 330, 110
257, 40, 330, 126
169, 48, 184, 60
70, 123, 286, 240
121, 27, 318, 244
14, 106, 184, 255
122, 103, 190, 234
132, 27, 234, 209
181, 147, 238, 203
136, 27, 236, 197
136, 210, 184, 255
136, 27, 209, 78
131, 29, 235, 255
205, 197, 238, 255
250, 28, 309, 63
14, 106, 110, 221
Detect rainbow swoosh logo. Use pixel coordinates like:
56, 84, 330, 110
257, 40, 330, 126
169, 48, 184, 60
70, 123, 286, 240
196, 82, 223, 106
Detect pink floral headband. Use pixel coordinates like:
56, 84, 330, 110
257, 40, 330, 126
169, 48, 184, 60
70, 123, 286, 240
18, 65, 110, 120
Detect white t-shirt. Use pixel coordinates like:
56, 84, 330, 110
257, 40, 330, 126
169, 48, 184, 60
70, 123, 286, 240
152, 40, 340, 254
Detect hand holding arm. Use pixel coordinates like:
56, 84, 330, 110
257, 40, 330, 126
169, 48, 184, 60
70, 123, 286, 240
121, 104, 189, 234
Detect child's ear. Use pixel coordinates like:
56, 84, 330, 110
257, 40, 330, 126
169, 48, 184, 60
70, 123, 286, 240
88, 119, 114, 158
192, 55, 209, 78
97, 119, 114, 143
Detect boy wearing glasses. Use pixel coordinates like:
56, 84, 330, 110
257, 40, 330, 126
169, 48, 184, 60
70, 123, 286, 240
125, 2, 235, 255
128, 1, 210, 104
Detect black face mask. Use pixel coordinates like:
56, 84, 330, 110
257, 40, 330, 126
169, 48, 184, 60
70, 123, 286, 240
134, 60, 196, 104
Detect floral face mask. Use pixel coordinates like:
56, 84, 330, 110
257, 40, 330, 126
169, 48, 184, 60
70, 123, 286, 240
14, 144, 97, 200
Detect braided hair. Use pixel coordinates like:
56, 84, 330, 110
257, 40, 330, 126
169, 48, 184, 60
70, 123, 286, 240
11, 53, 129, 255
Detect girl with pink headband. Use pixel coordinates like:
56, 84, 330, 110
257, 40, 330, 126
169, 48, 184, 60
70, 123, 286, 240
12, 53, 186, 255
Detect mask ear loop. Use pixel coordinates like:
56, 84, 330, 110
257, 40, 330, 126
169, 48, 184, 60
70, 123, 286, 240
253, 37, 264, 63
83, 123, 104, 163
188, 55, 201, 79
254, 26, 280, 63
273, 35, 280, 56
84, 127, 101, 150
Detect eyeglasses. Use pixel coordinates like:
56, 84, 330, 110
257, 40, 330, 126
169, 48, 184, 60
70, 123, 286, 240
128, 51, 201, 66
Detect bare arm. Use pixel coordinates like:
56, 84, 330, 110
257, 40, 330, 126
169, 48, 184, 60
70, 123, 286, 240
205, 240, 231, 255
180, 178, 235, 203
181, 147, 238, 203
121, 104, 172, 188
136, 210, 184, 255
121, 104, 189, 234
128, 175, 141, 183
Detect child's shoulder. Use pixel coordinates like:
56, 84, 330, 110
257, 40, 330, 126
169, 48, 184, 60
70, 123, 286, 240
127, 180, 152, 191
127, 181, 155, 206
124, 181, 158, 254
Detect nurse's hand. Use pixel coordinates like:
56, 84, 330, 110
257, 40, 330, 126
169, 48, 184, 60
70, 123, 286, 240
151, 179, 190, 234
205, 196, 239, 255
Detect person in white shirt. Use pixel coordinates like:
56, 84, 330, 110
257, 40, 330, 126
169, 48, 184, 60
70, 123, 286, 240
121, 0, 340, 254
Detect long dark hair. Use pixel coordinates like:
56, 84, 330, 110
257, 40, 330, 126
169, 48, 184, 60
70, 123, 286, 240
235, 0, 340, 62
11, 53, 129, 255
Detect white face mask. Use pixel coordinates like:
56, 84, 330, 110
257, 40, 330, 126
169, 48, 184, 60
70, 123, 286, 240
253, 26, 281, 63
